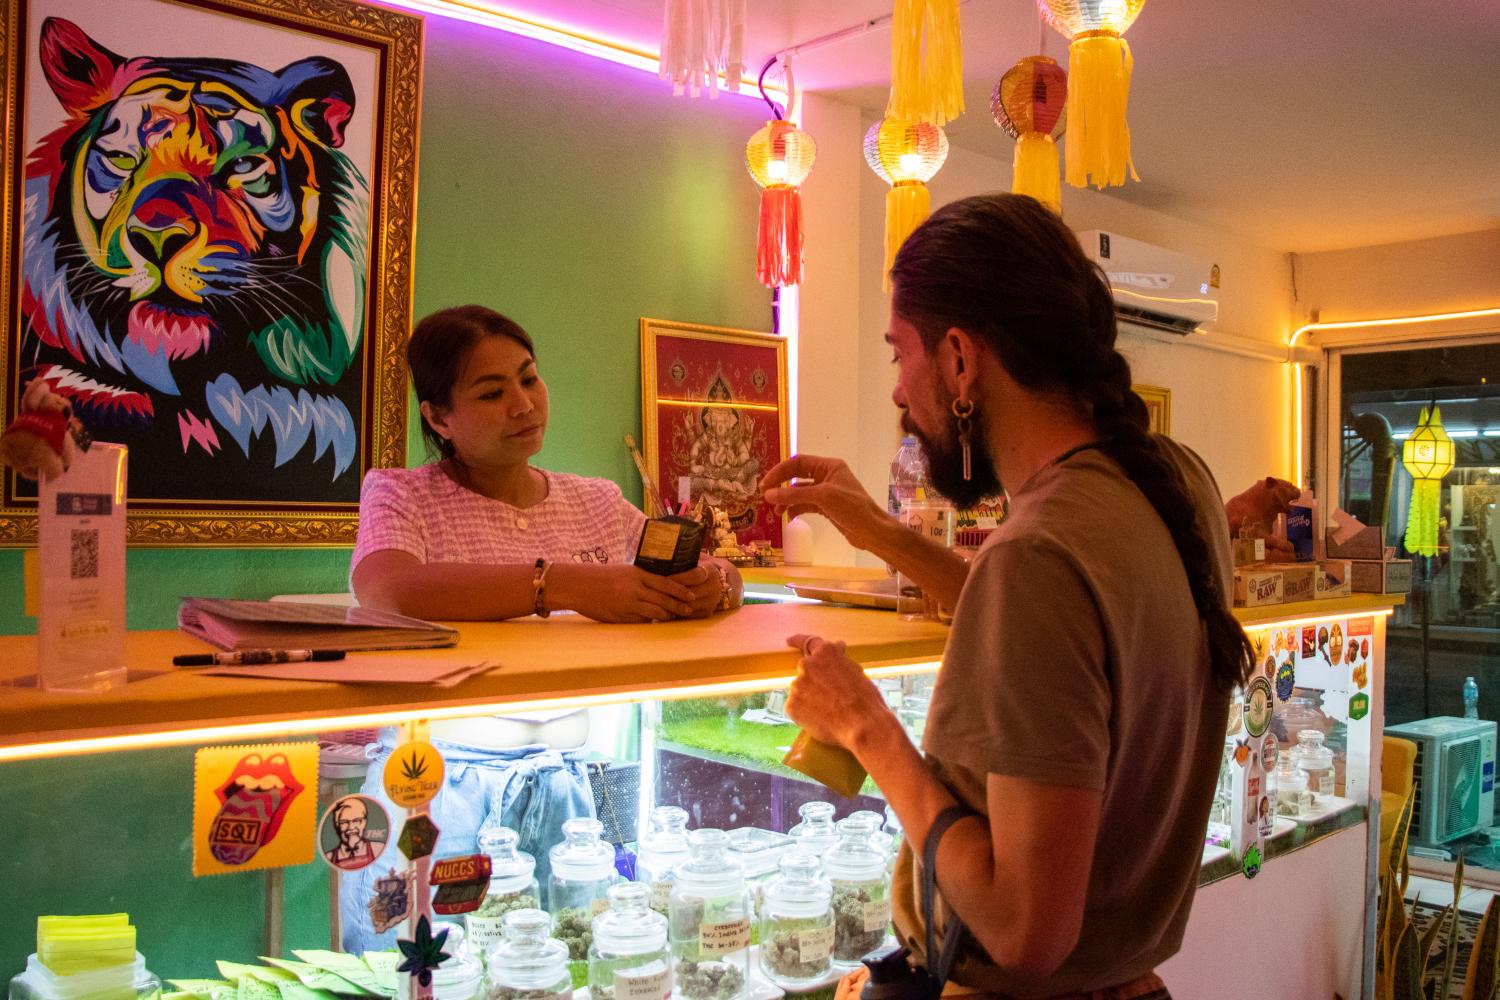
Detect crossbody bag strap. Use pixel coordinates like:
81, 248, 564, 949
922, 805, 974, 989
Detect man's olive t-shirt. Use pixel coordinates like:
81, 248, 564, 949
891, 436, 1233, 998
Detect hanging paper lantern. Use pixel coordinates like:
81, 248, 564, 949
745, 120, 816, 288
864, 118, 948, 293
660, 0, 747, 98
991, 55, 1068, 213
886, 0, 965, 127
1401, 406, 1455, 556
1037, 0, 1145, 190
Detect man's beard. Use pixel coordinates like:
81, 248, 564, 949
901, 405, 1003, 509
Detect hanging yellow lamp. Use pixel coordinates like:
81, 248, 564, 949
1036, 0, 1144, 190
864, 118, 949, 292
745, 120, 817, 288
1401, 406, 1455, 557
991, 55, 1068, 213
886, 0, 965, 128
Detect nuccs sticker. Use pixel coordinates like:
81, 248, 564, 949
318, 794, 390, 872
384, 741, 444, 808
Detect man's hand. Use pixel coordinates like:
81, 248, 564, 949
761, 454, 891, 552
784, 633, 890, 749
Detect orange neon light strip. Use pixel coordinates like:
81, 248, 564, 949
1239, 607, 1393, 633
0, 660, 942, 763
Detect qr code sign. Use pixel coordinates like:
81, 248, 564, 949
70, 529, 99, 580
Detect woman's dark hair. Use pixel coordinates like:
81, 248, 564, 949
408, 305, 535, 459
890, 193, 1252, 694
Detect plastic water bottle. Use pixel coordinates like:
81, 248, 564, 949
1465, 677, 1480, 719
888, 436, 927, 518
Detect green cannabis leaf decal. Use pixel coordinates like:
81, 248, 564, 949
396, 915, 450, 987
400, 751, 428, 782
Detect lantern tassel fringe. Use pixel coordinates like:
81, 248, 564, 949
1013, 133, 1062, 214
1064, 33, 1139, 189
660, 0, 747, 98
887, 0, 965, 127
1404, 479, 1442, 557
757, 186, 804, 288
883, 183, 931, 293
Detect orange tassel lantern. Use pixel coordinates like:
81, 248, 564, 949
1037, 0, 1145, 190
745, 120, 816, 288
991, 55, 1067, 214
864, 118, 948, 292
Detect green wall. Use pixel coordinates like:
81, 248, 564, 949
0, 15, 771, 975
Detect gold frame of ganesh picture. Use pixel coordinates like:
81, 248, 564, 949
640, 319, 789, 549
1134, 384, 1171, 436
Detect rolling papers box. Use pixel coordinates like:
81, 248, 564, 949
1349, 559, 1412, 594
1233, 567, 1284, 607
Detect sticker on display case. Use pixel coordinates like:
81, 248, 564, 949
1242, 843, 1263, 879
318, 795, 390, 872
1261, 734, 1279, 772
1328, 623, 1344, 665
431, 853, 493, 915
192, 743, 318, 877
1244, 677, 1274, 739
1348, 693, 1370, 722
1233, 738, 1251, 767
369, 869, 416, 934
1257, 795, 1273, 839
1345, 642, 1359, 666
1275, 659, 1296, 702
1348, 616, 1373, 637
397, 814, 441, 861
396, 915, 451, 988
1301, 626, 1316, 659
1353, 662, 1369, 690
384, 741, 444, 808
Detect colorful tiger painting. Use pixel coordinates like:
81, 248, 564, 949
17, 17, 369, 497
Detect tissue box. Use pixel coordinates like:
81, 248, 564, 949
1314, 560, 1352, 599
1233, 538, 1266, 567
1234, 567, 1284, 607
1326, 526, 1385, 561
1349, 559, 1412, 594
1268, 563, 1316, 603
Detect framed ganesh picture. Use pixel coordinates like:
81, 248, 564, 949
640, 319, 789, 549
0, 0, 422, 545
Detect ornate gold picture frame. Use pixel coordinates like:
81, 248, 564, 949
1134, 384, 1171, 436
0, 0, 422, 545
640, 318, 789, 548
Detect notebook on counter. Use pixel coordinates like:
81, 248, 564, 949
178, 598, 459, 651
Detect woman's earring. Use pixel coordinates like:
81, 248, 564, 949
952, 398, 975, 482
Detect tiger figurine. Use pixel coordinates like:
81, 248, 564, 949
17, 17, 370, 498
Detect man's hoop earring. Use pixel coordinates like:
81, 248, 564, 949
952, 398, 975, 481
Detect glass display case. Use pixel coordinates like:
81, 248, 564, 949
0, 594, 1396, 1000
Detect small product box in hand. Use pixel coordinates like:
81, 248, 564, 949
634, 516, 704, 575
1314, 560, 1353, 600
1349, 559, 1412, 595
1266, 563, 1316, 603
1233, 567, 1284, 608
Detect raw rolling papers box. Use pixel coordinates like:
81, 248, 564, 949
1349, 559, 1412, 595
1233, 567, 1284, 607
1314, 560, 1353, 599
1267, 563, 1316, 603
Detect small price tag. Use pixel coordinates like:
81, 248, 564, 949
650, 880, 673, 912
699, 917, 751, 955
862, 898, 892, 934
467, 914, 505, 950
798, 924, 835, 964
614, 964, 672, 1000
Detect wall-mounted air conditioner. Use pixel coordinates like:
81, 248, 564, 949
1386, 716, 1497, 848
1076, 230, 1220, 335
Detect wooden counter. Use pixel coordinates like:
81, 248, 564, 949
0, 603, 948, 757
1233, 593, 1403, 627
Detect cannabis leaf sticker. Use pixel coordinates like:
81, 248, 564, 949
396, 915, 450, 987
400, 751, 429, 782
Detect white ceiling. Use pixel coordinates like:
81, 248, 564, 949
497, 0, 1500, 253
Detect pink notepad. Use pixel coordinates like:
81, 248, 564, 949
199, 655, 496, 687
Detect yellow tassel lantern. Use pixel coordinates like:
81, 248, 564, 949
886, 0, 965, 127
991, 55, 1068, 213
1037, 0, 1144, 190
1401, 406, 1455, 557
745, 120, 817, 288
865, 118, 949, 292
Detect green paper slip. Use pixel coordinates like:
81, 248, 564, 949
263, 958, 376, 996
359, 952, 401, 996
276, 983, 342, 1000
289, 953, 385, 996
217, 964, 298, 986
167, 980, 233, 1000
237, 975, 283, 1000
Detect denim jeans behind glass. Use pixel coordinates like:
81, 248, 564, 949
339, 732, 595, 954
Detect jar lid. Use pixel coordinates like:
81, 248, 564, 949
429, 922, 483, 998
727, 827, 794, 877
478, 826, 537, 889
674, 828, 745, 893
592, 882, 668, 953
640, 806, 691, 863
550, 817, 616, 881
486, 909, 570, 989
789, 801, 838, 856
822, 814, 884, 881
764, 853, 832, 915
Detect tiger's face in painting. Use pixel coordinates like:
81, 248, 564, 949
19, 17, 368, 481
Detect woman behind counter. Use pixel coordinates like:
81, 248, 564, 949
352, 304, 742, 619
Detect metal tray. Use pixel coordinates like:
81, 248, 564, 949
787, 576, 898, 610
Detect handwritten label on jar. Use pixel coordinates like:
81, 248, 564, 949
699, 917, 751, 955
650, 880, 673, 912
614, 963, 672, 1000
863, 898, 893, 934
592, 896, 613, 917
1315, 774, 1335, 799
798, 924, 836, 964
467, 914, 505, 950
